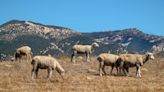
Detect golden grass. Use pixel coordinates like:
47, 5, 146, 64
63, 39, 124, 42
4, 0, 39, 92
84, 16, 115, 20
0, 56, 164, 92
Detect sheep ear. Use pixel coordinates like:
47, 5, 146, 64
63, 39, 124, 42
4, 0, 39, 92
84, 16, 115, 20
75, 41, 80, 45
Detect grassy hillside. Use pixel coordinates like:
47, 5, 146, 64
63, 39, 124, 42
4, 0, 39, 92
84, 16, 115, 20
0, 56, 163, 92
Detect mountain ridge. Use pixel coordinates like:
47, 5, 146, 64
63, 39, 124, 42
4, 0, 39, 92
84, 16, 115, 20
0, 20, 163, 59
0, 19, 73, 30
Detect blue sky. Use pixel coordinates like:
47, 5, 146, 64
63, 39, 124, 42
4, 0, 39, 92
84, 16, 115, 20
0, 0, 164, 36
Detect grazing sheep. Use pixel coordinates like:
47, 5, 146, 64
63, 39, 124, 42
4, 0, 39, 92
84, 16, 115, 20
71, 42, 99, 62
15, 46, 32, 62
117, 52, 155, 77
31, 56, 65, 80
97, 53, 119, 76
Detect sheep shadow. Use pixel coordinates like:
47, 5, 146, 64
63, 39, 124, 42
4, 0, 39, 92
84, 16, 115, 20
89, 72, 136, 78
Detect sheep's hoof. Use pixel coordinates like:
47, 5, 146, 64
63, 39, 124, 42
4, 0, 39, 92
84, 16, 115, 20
104, 73, 107, 75
72, 60, 76, 63
136, 75, 141, 78
86, 59, 90, 62
110, 72, 113, 75
46, 78, 51, 81
71, 60, 75, 63
117, 73, 121, 76
137, 76, 141, 78
99, 74, 103, 77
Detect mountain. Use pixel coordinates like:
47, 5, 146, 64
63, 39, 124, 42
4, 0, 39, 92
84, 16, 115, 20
0, 20, 164, 59
0, 20, 80, 56
0, 20, 79, 40
60, 28, 164, 54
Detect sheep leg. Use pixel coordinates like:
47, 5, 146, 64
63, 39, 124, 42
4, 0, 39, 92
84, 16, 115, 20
126, 67, 129, 73
18, 55, 22, 63
25, 54, 28, 62
20, 55, 23, 62
138, 69, 141, 77
35, 68, 39, 79
136, 66, 139, 77
123, 68, 128, 76
124, 67, 129, 76
89, 56, 91, 62
110, 65, 114, 75
136, 64, 141, 77
99, 61, 104, 76
17, 57, 20, 63
26, 54, 29, 62
118, 67, 121, 75
27, 54, 31, 62
47, 68, 52, 79
19, 56, 23, 63
15, 52, 21, 62
15, 53, 18, 62
31, 64, 37, 79
71, 54, 74, 62
31, 69, 35, 80
119, 61, 124, 75
86, 53, 90, 62
31, 68, 36, 80
102, 65, 107, 75
71, 51, 77, 63
29, 55, 32, 62
114, 62, 119, 75
116, 66, 119, 75
89, 53, 91, 62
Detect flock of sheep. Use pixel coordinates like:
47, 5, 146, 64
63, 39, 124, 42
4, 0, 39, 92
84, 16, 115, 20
14, 42, 155, 80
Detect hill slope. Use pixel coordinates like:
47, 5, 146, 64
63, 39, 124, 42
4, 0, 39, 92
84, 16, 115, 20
0, 20, 164, 58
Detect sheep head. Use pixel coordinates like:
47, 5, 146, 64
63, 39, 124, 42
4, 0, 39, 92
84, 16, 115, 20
146, 52, 155, 60
56, 68, 65, 80
91, 42, 99, 48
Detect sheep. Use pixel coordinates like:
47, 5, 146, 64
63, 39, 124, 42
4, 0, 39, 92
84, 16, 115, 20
71, 42, 99, 63
15, 46, 32, 62
97, 53, 119, 76
117, 52, 155, 77
31, 56, 65, 80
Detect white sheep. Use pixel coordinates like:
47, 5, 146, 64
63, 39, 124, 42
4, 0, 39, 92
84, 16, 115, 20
31, 56, 65, 80
97, 53, 119, 76
71, 42, 99, 62
117, 52, 155, 77
15, 46, 32, 62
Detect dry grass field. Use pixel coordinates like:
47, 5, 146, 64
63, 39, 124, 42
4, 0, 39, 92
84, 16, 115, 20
0, 55, 164, 92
